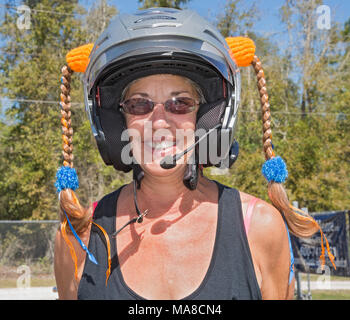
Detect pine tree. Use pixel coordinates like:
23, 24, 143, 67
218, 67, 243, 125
0, 0, 88, 219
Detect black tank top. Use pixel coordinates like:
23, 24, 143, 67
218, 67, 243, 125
77, 181, 262, 300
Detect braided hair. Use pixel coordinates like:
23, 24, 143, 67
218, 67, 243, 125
59, 65, 92, 233
251, 55, 319, 238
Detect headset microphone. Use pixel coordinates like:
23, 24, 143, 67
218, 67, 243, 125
160, 124, 222, 169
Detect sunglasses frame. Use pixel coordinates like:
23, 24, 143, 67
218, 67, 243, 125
120, 96, 199, 115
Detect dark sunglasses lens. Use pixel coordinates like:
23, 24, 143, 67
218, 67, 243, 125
121, 98, 153, 115
166, 97, 196, 114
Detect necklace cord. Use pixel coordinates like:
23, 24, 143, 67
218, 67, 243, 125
111, 180, 148, 237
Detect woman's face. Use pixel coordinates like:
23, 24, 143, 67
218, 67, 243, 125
123, 74, 199, 177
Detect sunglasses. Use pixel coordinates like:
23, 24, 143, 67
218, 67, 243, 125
120, 97, 199, 115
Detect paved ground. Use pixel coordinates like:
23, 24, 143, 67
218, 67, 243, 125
300, 280, 350, 291
0, 287, 58, 300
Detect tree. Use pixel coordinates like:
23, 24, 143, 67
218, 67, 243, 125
83, 0, 118, 43
275, 0, 350, 211
0, 0, 124, 220
138, 0, 190, 10
216, 0, 259, 38
212, 0, 288, 201
0, 0, 88, 220
211, 0, 350, 213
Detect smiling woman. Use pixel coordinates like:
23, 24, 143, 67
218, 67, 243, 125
122, 74, 200, 170
54, 7, 334, 301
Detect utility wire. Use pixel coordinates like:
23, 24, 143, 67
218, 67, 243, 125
0, 3, 76, 17
239, 109, 349, 116
0, 96, 348, 117
1, 97, 82, 106
0, 220, 59, 224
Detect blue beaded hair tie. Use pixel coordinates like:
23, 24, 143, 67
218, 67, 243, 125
54, 165, 98, 266
262, 156, 288, 183
54, 166, 79, 193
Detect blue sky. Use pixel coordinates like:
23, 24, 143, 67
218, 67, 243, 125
110, 0, 350, 33
106, 0, 349, 63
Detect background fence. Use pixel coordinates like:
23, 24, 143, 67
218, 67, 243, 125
0, 220, 59, 289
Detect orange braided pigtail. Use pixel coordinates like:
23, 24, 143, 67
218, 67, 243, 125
56, 43, 112, 284
225, 36, 336, 271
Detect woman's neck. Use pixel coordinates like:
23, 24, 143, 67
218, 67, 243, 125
134, 168, 206, 219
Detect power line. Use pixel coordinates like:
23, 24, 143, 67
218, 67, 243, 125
0, 220, 59, 224
0, 97, 82, 106
1, 96, 348, 118
0, 3, 76, 17
239, 109, 349, 116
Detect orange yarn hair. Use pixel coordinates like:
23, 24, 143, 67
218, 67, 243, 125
66, 43, 94, 73
59, 42, 112, 285
225, 36, 256, 67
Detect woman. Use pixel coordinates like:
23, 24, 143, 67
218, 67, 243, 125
54, 8, 331, 300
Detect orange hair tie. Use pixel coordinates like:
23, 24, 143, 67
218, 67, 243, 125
225, 36, 256, 67
66, 43, 94, 73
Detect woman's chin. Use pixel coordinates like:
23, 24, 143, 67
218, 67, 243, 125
135, 151, 188, 177
139, 161, 184, 178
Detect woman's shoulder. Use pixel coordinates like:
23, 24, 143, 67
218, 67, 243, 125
239, 190, 283, 224
238, 190, 288, 250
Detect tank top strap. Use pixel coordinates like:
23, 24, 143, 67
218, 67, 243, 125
92, 187, 124, 234
92, 201, 98, 218
244, 197, 259, 234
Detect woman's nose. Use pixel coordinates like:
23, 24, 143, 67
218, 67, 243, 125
149, 103, 171, 129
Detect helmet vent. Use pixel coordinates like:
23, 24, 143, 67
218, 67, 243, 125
96, 35, 109, 47
203, 29, 221, 43
129, 23, 181, 30
134, 8, 180, 16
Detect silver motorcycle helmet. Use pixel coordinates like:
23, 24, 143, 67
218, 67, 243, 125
83, 7, 241, 189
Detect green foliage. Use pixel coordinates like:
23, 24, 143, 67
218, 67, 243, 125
213, 0, 350, 213
0, 0, 125, 221
0, 0, 86, 220
216, 0, 259, 37
138, 0, 190, 9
